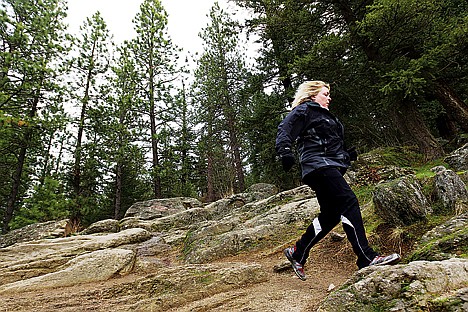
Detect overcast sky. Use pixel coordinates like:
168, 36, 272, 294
65, 0, 232, 55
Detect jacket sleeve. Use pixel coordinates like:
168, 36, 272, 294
275, 105, 307, 156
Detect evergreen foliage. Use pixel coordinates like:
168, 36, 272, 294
131, 0, 180, 199
0, 0, 69, 233
0, 0, 466, 231
66, 11, 113, 225
192, 2, 249, 200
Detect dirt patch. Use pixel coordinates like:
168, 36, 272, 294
166, 238, 356, 312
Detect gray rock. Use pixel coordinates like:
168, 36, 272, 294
0, 228, 152, 287
124, 197, 203, 220
183, 187, 319, 263
318, 258, 468, 312
0, 219, 72, 248
81, 218, 120, 234
245, 183, 279, 198
445, 143, 468, 171
0, 248, 135, 293
373, 175, 431, 226
410, 213, 468, 261
431, 167, 468, 212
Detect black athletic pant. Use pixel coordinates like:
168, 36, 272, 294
292, 167, 378, 269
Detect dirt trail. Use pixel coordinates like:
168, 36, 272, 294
169, 245, 356, 312
0, 239, 357, 312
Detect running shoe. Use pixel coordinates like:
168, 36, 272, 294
369, 253, 401, 266
284, 246, 307, 281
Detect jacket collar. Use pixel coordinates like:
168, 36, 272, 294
304, 101, 329, 111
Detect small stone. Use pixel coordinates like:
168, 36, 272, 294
273, 261, 292, 272
330, 232, 345, 242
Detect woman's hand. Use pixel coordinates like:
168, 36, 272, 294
281, 154, 296, 172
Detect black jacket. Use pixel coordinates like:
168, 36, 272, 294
276, 101, 350, 178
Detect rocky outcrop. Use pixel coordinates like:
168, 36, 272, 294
431, 166, 468, 212
0, 183, 309, 311
0, 178, 467, 311
124, 197, 204, 220
0, 219, 72, 248
444, 143, 468, 171
409, 212, 468, 261
373, 175, 431, 226
318, 258, 468, 312
0, 184, 297, 296
183, 185, 317, 263
0, 228, 152, 286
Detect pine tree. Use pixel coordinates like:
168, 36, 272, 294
67, 11, 112, 222
131, 0, 179, 198
0, 0, 69, 233
193, 2, 250, 200
103, 42, 150, 219
159, 80, 198, 198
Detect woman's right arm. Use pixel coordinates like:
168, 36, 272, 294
275, 105, 307, 157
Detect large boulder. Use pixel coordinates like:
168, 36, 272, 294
80, 218, 120, 234
373, 175, 431, 226
124, 197, 204, 220
409, 212, 468, 261
0, 219, 72, 248
182, 186, 317, 263
318, 258, 468, 312
444, 143, 468, 171
244, 182, 279, 198
431, 166, 468, 212
0, 248, 135, 293
0, 228, 152, 286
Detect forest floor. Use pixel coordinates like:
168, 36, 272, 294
0, 235, 358, 312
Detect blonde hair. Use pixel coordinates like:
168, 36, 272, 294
291, 80, 330, 108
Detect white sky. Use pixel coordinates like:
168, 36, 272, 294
65, 0, 232, 55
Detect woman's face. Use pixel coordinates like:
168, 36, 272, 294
313, 86, 331, 109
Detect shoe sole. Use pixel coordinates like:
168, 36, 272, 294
371, 254, 401, 266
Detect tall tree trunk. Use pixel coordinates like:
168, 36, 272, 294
220, 69, 245, 193
149, 89, 161, 199
72, 89, 88, 220
392, 100, 444, 160
180, 81, 190, 191
206, 122, 215, 202
73, 42, 95, 210
114, 104, 126, 219
226, 117, 245, 193
432, 80, 468, 133
2, 84, 41, 232
148, 48, 161, 199
114, 161, 123, 219
2, 131, 30, 233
